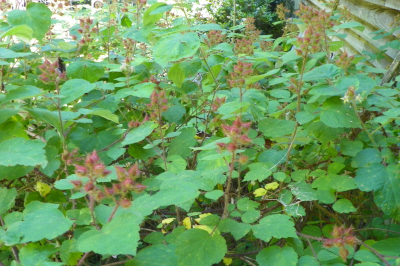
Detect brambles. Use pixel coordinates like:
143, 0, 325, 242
0, 2, 399, 266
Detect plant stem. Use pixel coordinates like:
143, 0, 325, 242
351, 100, 377, 148
222, 151, 236, 219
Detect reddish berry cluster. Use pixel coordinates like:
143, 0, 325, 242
219, 116, 252, 149
335, 51, 354, 72
323, 225, 358, 261
146, 90, 169, 121
38, 59, 67, 84
205, 30, 226, 48
244, 17, 261, 42
73, 17, 98, 45
211, 96, 226, 112
227, 60, 254, 88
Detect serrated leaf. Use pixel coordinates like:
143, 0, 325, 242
175, 229, 227, 266
168, 128, 197, 158
218, 218, 251, 240
60, 79, 96, 105
153, 32, 200, 68
143, 3, 169, 25
252, 214, 297, 242
0, 138, 47, 167
237, 198, 260, 211
355, 164, 387, 192
205, 190, 224, 200
8, 3, 51, 42
332, 199, 356, 213
0, 24, 33, 43
126, 244, 178, 266
259, 118, 296, 138
374, 164, 400, 220
0, 188, 17, 215
243, 162, 272, 182
2, 85, 43, 103
19, 243, 61, 266
290, 181, 318, 201
79, 109, 119, 123
302, 64, 341, 81
163, 105, 185, 123
352, 148, 381, 168
77, 213, 140, 255
122, 122, 157, 145
60, 239, 83, 266
24, 107, 63, 134
7, 201, 72, 243
0, 48, 32, 58
66, 60, 104, 82
256, 246, 298, 266
320, 97, 361, 128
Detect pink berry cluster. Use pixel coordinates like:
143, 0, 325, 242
72, 17, 98, 45
219, 116, 252, 149
296, 4, 335, 29
146, 90, 169, 121
227, 60, 254, 88
211, 96, 226, 112
0, 0, 11, 12
323, 225, 358, 261
123, 38, 136, 58
234, 38, 254, 55
295, 26, 323, 56
48, 0, 69, 16
244, 17, 261, 42
72, 151, 147, 208
335, 51, 354, 72
204, 30, 226, 48
38, 59, 67, 84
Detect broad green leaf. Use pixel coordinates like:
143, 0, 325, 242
0, 188, 17, 215
0, 138, 47, 167
175, 229, 227, 266
143, 3, 170, 25
340, 139, 363, 156
252, 214, 297, 242
0, 24, 33, 43
245, 69, 280, 84
168, 128, 197, 158
205, 190, 224, 200
66, 60, 105, 82
332, 21, 365, 31
243, 162, 272, 182
259, 118, 296, 138
77, 213, 140, 255
60, 79, 96, 105
168, 63, 185, 87
256, 246, 298, 266
153, 32, 200, 68
218, 101, 250, 116
354, 250, 380, 263
0, 108, 19, 125
0, 48, 32, 58
290, 181, 318, 201
352, 148, 382, 168
143, 232, 164, 245
7, 3, 51, 42
131, 82, 155, 98
2, 86, 43, 103
320, 97, 361, 128
162, 105, 185, 123
122, 122, 157, 145
298, 255, 319, 266
332, 199, 356, 213
218, 218, 251, 240
19, 243, 61, 266
371, 238, 400, 256
317, 249, 338, 261
7, 201, 72, 243
302, 64, 341, 81
374, 164, 400, 220
60, 239, 83, 266
241, 210, 260, 223
0, 165, 34, 181
24, 107, 63, 134
126, 244, 178, 266
78, 109, 119, 123
355, 164, 387, 192
237, 197, 260, 211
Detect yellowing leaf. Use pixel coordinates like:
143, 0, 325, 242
183, 217, 191, 229
253, 188, 267, 197
223, 257, 233, 265
161, 218, 176, 224
194, 213, 212, 223
35, 181, 51, 197
265, 182, 279, 191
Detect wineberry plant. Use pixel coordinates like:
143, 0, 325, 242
0, 1, 400, 265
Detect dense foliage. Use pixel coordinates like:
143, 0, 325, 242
0, 0, 400, 265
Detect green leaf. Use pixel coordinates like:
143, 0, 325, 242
354, 250, 380, 263
320, 97, 361, 128
131, 82, 156, 98
0, 108, 19, 125
66, 60, 105, 82
122, 122, 157, 145
302, 64, 341, 81
153, 32, 200, 68
163, 105, 186, 123
77, 213, 140, 255
168, 63, 185, 87
2, 85, 43, 103
60, 239, 83, 266
168, 128, 197, 158
371, 238, 400, 256
121, 15, 132, 27
332, 199, 356, 213
290, 181, 318, 201
237, 198, 260, 211
7, 3, 51, 42
256, 246, 298, 266
259, 118, 296, 138
0, 165, 34, 181
0, 48, 32, 58
374, 164, 400, 220
7, 201, 72, 243
0, 188, 17, 215
298, 255, 319, 266
19, 243, 61, 266
0, 138, 47, 167
126, 244, 178, 266
60, 79, 96, 105
340, 139, 363, 156
0, 25, 33, 43
332, 21, 365, 31
253, 214, 297, 242
241, 210, 260, 223
175, 229, 227, 266
218, 218, 251, 240
205, 190, 224, 200
243, 162, 272, 182
352, 148, 382, 168
355, 164, 387, 192
24, 107, 63, 134
143, 3, 170, 25
79, 109, 119, 123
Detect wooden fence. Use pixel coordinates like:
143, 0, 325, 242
285, 0, 400, 70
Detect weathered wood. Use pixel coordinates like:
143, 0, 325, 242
381, 51, 400, 84
386, 0, 400, 11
